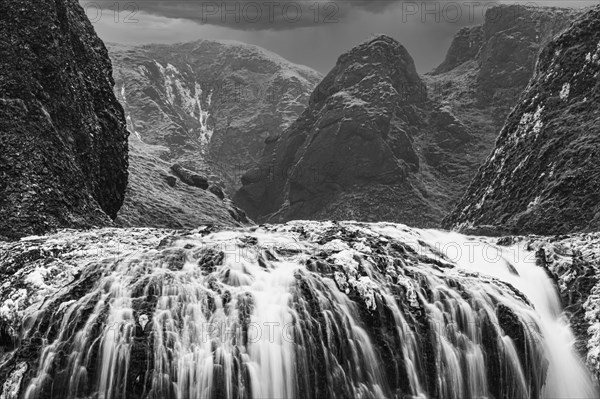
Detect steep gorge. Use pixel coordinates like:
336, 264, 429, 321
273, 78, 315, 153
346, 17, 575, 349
444, 6, 600, 235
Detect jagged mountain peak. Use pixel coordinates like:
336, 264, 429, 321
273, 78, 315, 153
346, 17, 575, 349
337, 34, 414, 66
431, 4, 577, 101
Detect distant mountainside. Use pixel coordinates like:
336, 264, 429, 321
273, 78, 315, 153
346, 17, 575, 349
0, 0, 129, 240
428, 5, 576, 122
235, 35, 450, 226
233, 5, 578, 226
444, 6, 600, 235
108, 41, 322, 194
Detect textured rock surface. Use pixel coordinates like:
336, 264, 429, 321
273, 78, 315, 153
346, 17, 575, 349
0, 0, 129, 240
432, 26, 484, 75
445, 6, 600, 235
108, 41, 321, 193
235, 35, 457, 226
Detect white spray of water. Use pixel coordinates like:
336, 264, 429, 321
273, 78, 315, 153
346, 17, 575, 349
418, 229, 598, 398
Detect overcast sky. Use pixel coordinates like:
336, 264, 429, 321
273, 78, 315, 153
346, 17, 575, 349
82, 1, 599, 74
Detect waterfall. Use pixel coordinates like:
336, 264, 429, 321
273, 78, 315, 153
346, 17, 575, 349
5, 221, 598, 399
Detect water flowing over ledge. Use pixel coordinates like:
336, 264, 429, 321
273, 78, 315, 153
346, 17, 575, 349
0, 221, 597, 398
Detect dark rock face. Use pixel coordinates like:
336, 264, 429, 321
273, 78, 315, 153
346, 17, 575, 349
235, 35, 451, 225
474, 6, 576, 108
433, 26, 484, 75
170, 164, 209, 190
0, 0, 129, 239
208, 184, 226, 200
108, 41, 321, 194
165, 175, 177, 188
445, 6, 600, 235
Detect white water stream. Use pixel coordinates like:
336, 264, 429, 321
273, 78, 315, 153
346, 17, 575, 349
17, 222, 599, 399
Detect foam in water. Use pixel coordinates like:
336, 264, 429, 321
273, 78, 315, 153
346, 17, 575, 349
7, 221, 598, 398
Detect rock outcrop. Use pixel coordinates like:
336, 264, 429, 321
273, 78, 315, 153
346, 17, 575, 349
0, 0, 129, 240
444, 6, 600, 235
109, 41, 321, 194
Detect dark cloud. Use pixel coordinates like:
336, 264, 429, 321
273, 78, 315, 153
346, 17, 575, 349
82, 1, 599, 31
82, 1, 451, 30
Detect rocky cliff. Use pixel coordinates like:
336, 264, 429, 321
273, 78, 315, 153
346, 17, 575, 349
108, 41, 321, 193
444, 6, 600, 235
431, 5, 576, 109
0, 0, 129, 240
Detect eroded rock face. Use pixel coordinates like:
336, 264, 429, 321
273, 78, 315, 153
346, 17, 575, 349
474, 5, 576, 108
0, 0, 129, 240
444, 6, 600, 235
432, 26, 484, 75
235, 35, 451, 225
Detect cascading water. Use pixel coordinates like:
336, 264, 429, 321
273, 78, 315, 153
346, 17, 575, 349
2, 221, 598, 398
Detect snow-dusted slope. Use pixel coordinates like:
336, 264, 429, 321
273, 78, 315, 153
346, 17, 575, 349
109, 40, 322, 193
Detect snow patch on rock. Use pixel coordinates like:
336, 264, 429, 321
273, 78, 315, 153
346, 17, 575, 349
560, 83, 570, 100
